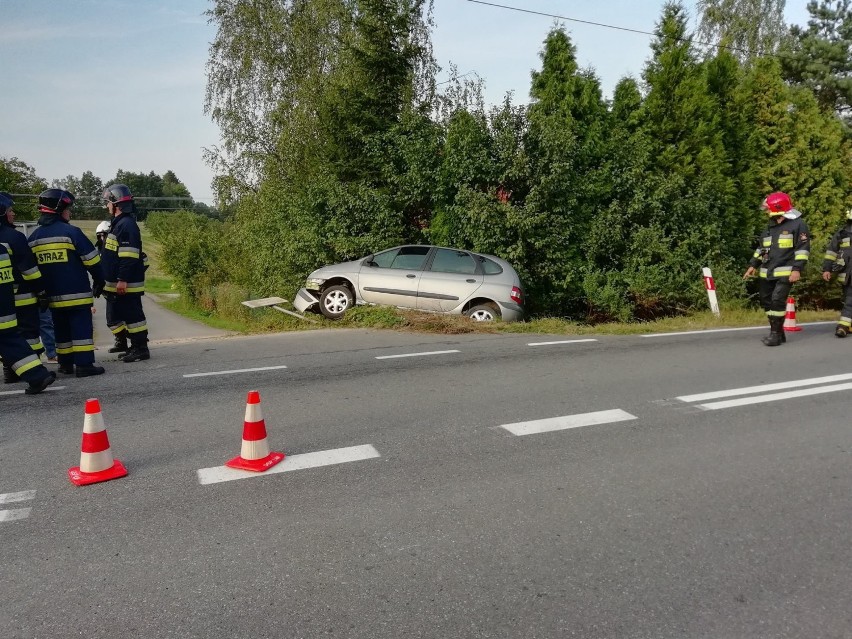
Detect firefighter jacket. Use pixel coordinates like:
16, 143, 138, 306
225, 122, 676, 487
0, 244, 20, 331
100, 213, 145, 295
28, 215, 104, 309
821, 223, 852, 285
748, 216, 810, 279
0, 221, 42, 309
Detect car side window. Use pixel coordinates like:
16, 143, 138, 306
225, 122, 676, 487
390, 246, 430, 270
481, 258, 503, 275
370, 249, 399, 268
429, 248, 477, 274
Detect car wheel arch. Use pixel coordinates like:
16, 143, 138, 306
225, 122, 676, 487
318, 281, 357, 319
320, 277, 357, 297
463, 299, 501, 321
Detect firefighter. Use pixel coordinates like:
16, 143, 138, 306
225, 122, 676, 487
821, 208, 852, 337
28, 189, 106, 377
0, 240, 56, 394
743, 192, 810, 346
0, 192, 46, 383
100, 184, 149, 362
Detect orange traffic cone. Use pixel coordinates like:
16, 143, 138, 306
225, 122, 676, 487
783, 297, 802, 332
68, 398, 128, 486
225, 390, 285, 472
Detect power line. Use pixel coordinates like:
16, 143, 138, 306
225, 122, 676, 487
463, 0, 779, 59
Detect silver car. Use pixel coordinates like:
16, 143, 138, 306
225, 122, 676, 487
294, 245, 525, 322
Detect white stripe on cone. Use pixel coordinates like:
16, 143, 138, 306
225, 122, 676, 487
783, 298, 800, 330
241, 401, 270, 461
80, 405, 115, 474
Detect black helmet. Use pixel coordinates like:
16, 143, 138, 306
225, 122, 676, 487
38, 189, 75, 214
0, 192, 12, 216
102, 183, 133, 205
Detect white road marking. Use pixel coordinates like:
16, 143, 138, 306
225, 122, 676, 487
183, 365, 288, 378
641, 321, 835, 338
375, 350, 460, 360
0, 490, 36, 505
678, 372, 852, 403
0, 508, 32, 523
698, 382, 852, 410
0, 386, 66, 397
528, 339, 598, 346
500, 409, 637, 436
197, 444, 381, 485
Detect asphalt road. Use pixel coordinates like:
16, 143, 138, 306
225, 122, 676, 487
1, 307, 850, 638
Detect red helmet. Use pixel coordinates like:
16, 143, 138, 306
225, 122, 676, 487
763, 192, 793, 215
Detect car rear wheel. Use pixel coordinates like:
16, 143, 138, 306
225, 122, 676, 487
465, 303, 500, 322
320, 285, 354, 319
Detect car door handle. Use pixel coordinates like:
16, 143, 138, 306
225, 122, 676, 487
466, 279, 476, 283
407, 274, 416, 278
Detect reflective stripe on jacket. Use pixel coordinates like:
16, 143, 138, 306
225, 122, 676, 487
28, 216, 103, 309
100, 213, 146, 295
748, 217, 811, 279
821, 224, 852, 284
0, 223, 43, 306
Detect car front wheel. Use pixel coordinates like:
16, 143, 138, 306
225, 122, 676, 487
465, 303, 500, 322
320, 285, 354, 319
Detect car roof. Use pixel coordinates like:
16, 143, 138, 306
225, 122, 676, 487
389, 244, 507, 264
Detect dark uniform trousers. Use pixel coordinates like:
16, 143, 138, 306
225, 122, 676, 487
15, 303, 44, 356
53, 307, 96, 368
0, 327, 46, 384
106, 294, 148, 345
759, 278, 793, 319
838, 283, 852, 329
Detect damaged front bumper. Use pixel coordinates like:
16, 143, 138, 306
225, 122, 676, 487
293, 288, 320, 313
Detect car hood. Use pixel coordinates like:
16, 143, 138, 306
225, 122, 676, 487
308, 259, 364, 279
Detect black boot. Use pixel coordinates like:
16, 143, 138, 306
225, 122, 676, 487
25, 371, 56, 395
836, 325, 848, 338
58, 364, 75, 375
121, 346, 150, 363
765, 317, 784, 347
761, 318, 773, 345
3, 364, 19, 384
108, 332, 129, 354
75, 364, 105, 378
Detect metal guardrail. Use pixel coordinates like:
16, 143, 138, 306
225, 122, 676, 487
14, 222, 38, 237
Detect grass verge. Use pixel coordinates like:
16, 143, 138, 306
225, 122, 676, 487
146, 276, 176, 294
154, 294, 840, 337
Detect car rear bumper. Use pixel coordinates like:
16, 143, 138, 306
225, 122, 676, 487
497, 301, 525, 322
293, 288, 320, 313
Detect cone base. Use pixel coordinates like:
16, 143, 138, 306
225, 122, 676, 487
225, 451, 285, 472
68, 460, 128, 486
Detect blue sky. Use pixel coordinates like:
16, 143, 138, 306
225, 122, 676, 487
0, 0, 811, 203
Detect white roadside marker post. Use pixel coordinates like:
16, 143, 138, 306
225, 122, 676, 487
703, 267, 720, 317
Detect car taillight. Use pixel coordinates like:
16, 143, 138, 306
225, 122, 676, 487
510, 286, 523, 305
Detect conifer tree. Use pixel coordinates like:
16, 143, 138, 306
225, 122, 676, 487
622, 2, 736, 316
782, 0, 852, 118
523, 27, 608, 315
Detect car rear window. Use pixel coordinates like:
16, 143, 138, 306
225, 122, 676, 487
430, 248, 477, 274
481, 258, 503, 275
